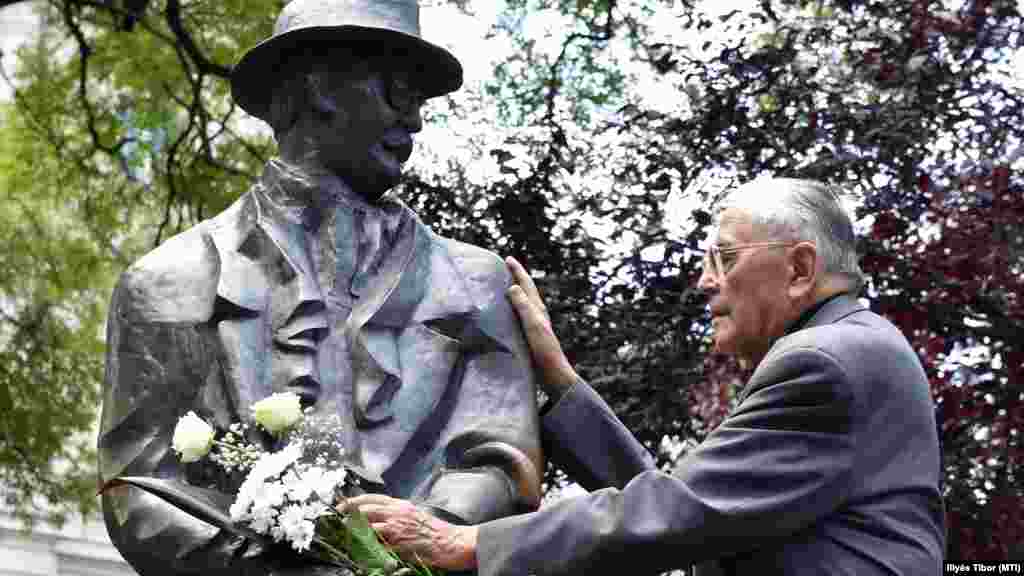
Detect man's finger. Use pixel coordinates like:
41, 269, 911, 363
346, 494, 398, 505
505, 256, 546, 312
505, 257, 579, 398
355, 504, 390, 522
508, 287, 565, 366
506, 284, 533, 314
507, 285, 550, 333
368, 521, 393, 541
340, 493, 399, 514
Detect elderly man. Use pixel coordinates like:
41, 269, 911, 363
349, 178, 946, 575
98, 1, 542, 575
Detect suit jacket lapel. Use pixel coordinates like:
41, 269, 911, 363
346, 207, 478, 428
208, 193, 269, 314
208, 189, 326, 323
346, 205, 420, 428
208, 189, 328, 414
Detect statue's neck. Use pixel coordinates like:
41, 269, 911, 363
262, 157, 389, 233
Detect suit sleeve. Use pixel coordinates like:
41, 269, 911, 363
476, 346, 859, 576
541, 380, 656, 491
99, 275, 309, 576
416, 255, 545, 525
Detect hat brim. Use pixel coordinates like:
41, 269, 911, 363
231, 26, 463, 123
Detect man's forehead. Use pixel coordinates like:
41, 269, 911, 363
712, 208, 755, 244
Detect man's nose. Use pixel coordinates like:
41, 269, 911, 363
696, 263, 718, 294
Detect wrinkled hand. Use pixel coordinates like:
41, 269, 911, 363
342, 494, 477, 572
505, 256, 579, 399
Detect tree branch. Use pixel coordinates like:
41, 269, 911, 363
164, 0, 231, 79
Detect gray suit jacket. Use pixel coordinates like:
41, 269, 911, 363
99, 179, 543, 576
482, 295, 945, 576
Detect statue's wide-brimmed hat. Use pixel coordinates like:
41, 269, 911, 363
232, 0, 463, 122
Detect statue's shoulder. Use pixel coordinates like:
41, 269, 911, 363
431, 233, 509, 290
115, 199, 246, 324
116, 223, 218, 324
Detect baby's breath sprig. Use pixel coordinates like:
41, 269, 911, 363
209, 421, 266, 473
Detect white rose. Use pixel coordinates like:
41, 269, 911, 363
252, 392, 303, 436
172, 411, 215, 463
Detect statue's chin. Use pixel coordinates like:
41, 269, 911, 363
351, 171, 402, 204
345, 185, 390, 205
358, 184, 392, 203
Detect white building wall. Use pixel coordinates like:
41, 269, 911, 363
0, 511, 137, 576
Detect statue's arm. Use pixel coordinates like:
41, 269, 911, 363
417, 251, 545, 525
99, 274, 281, 576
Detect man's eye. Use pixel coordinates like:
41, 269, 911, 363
720, 253, 738, 268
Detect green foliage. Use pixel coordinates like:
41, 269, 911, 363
0, 0, 274, 526
0, 103, 111, 526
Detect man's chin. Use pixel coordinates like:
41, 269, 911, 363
710, 329, 733, 355
712, 342, 733, 359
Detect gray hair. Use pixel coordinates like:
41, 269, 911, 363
719, 178, 866, 291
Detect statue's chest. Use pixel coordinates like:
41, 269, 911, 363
313, 298, 461, 495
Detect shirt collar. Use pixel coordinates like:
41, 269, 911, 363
784, 292, 850, 336
258, 158, 403, 230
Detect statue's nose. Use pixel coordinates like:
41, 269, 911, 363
402, 102, 423, 134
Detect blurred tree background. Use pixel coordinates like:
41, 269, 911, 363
0, 0, 1020, 560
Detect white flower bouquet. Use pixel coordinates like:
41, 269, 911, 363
104, 392, 439, 576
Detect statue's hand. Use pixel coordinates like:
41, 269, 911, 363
342, 494, 478, 572
505, 256, 579, 400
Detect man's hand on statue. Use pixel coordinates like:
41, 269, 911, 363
342, 494, 477, 571
505, 256, 579, 400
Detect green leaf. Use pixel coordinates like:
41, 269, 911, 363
342, 509, 400, 574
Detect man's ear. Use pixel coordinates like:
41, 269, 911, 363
304, 73, 338, 116
788, 242, 818, 299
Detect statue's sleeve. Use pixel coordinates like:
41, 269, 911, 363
99, 273, 307, 576
416, 251, 545, 525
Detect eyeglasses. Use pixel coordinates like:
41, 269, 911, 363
384, 75, 425, 116
702, 241, 798, 279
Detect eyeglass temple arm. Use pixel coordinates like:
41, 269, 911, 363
715, 240, 796, 254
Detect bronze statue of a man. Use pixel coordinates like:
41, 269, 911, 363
97, 1, 543, 574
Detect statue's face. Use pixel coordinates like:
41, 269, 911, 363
309, 63, 425, 201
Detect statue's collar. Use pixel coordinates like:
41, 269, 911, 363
210, 160, 421, 315
259, 159, 404, 231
